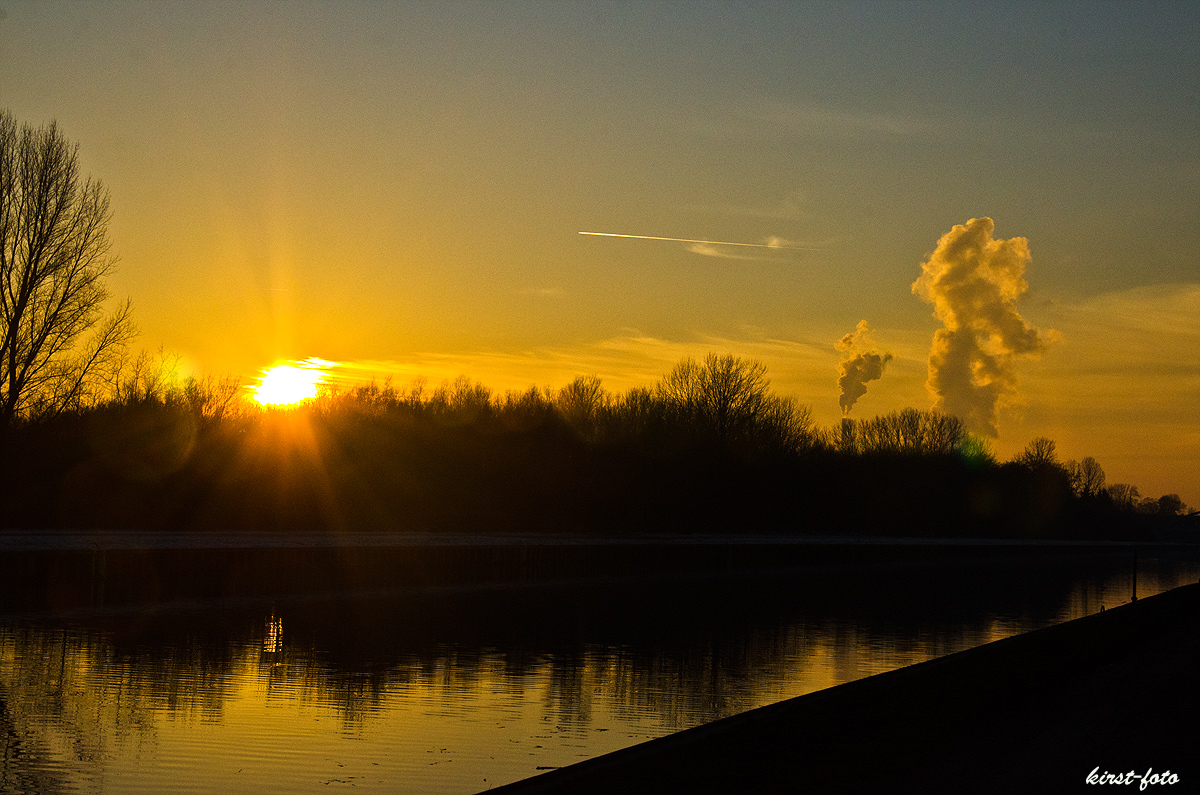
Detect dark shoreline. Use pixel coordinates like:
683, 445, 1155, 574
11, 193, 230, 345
2, 534, 1184, 614
485, 582, 1200, 794
0, 528, 1187, 551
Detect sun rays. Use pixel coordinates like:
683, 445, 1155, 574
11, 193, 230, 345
252, 358, 337, 406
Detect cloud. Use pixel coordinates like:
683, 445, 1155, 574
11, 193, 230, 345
322, 332, 833, 401
685, 242, 762, 260
581, 231, 819, 254
1019, 283, 1200, 415
683, 236, 820, 259
912, 217, 1048, 437
997, 283, 1200, 508
836, 320, 892, 415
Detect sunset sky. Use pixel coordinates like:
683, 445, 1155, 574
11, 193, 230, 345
2, 2, 1197, 505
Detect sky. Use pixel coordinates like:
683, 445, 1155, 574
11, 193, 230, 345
1, 1, 1197, 506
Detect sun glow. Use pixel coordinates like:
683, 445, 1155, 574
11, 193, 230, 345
252, 359, 336, 406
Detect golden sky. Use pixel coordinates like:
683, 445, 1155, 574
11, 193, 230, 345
1, 2, 1197, 505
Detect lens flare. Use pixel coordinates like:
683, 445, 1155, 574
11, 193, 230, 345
252, 358, 336, 406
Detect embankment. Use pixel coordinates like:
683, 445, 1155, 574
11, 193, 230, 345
486, 582, 1200, 794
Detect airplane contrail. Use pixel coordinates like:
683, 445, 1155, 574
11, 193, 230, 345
578, 231, 819, 250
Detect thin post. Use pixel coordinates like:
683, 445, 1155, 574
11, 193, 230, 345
1131, 547, 1138, 602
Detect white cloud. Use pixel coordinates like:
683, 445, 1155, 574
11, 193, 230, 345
685, 242, 763, 260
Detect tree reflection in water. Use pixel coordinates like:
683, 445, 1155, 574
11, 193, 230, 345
1, 550, 1198, 793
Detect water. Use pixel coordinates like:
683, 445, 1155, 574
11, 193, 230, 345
2, 546, 1197, 794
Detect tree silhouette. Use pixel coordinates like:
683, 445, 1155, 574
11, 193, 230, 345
1015, 437, 1058, 470
557, 375, 607, 438
1076, 456, 1106, 497
658, 353, 772, 446
1156, 494, 1185, 516
1106, 483, 1140, 510
0, 110, 135, 426
853, 408, 966, 455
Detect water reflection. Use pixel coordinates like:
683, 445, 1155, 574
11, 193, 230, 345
263, 615, 283, 656
0, 549, 1197, 794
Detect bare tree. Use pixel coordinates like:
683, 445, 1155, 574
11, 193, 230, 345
0, 110, 135, 425
184, 375, 244, 423
427, 375, 492, 424
853, 408, 967, 455
833, 416, 859, 454
758, 396, 816, 454
652, 353, 818, 453
1062, 459, 1083, 493
658, 354, 771, 444
556, 374, 607, 436
1106, 483, 1140, 510
1015, 437, 1058, 469
1076, 456, 1106, 497
598, 385, 662, 442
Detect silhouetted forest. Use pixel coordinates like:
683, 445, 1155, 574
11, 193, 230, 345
2, 110, 1191, 541
0, 353, 1193, 541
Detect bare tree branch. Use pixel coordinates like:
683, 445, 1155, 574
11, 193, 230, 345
0, 110, 136, 425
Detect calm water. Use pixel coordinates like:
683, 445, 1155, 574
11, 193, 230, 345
2, 547, 1198, 794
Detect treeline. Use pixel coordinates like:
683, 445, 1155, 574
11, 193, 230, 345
0, 353, 1192, 540
1010, 436, 1190, 517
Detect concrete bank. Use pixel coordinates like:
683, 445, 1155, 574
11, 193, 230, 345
487, 583, 1200, 794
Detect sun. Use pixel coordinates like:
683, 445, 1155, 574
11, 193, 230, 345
252, 359, 335, 406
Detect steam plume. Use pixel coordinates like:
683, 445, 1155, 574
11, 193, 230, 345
837, 320, 892, 415
912, 217, 1045, 437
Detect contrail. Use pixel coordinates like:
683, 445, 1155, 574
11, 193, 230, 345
578, 231, 818, 250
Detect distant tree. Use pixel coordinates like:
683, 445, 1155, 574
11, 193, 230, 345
1015, 437, 1059, 470
658, 354, 772, 445
925, 411, 968, 455
833, 416, 859, 454
1076, 456, 1106, 497
854, 408, 966, 455
1060, 455, 1106, 497
404, 376, 428, 409
957, 433, 996, 465
0, 110, 135, 426
183, 375, 244, 423
652, 354, 815, 454
1062, 459, 1082, 493
110, 348, 179, 406
429, 375, 491, 424
1106, 483, 1140, 511
598, 385, 663, 443
497, 385, 553, 430
1156, 494, 1185, 516
556, 375, 607, 437
757, 396, 816, 454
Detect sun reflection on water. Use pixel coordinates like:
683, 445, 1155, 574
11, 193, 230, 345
264, 614, 284, 655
